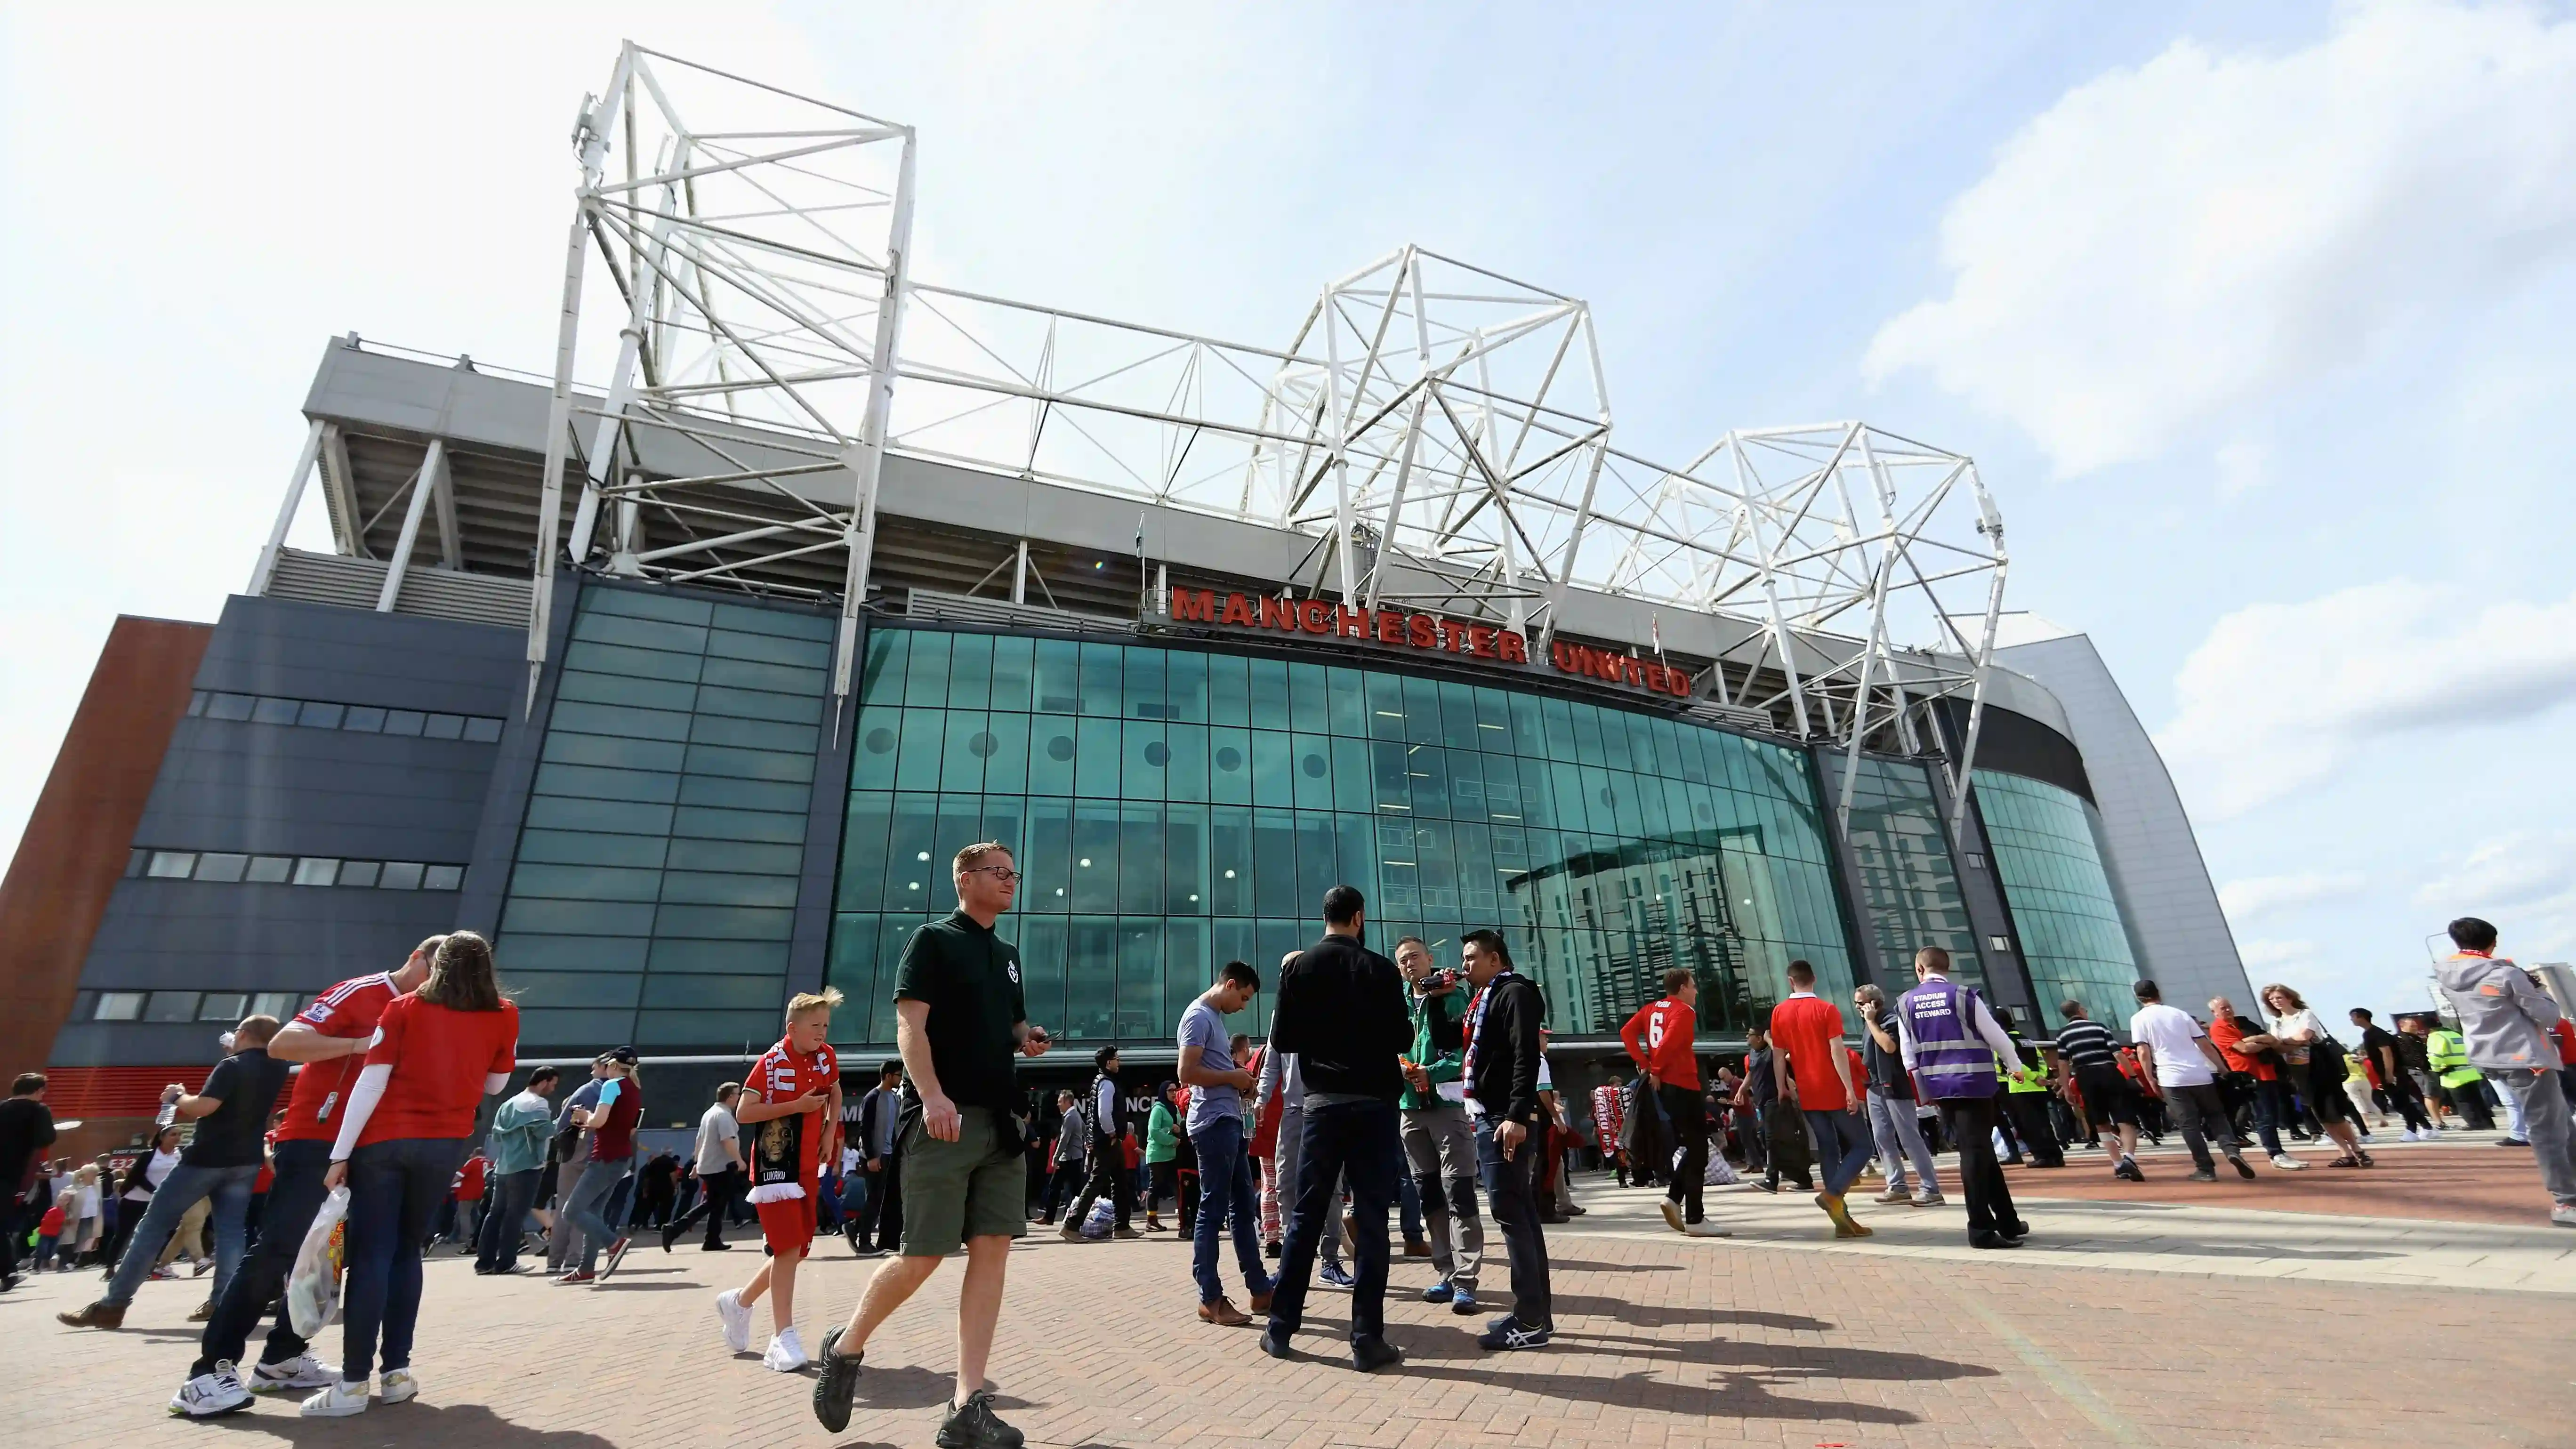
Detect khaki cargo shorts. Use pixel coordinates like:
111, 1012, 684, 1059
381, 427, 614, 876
897, 1105, 1029, 1257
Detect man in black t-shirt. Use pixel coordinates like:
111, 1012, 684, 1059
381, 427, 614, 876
815, 842, 1053, 1447
63, 1015, 290, 1330
0, 1072, 56, 1289
2351, 1008, 2434, 1137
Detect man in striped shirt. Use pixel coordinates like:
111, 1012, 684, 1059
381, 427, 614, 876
2053, 1002, 2144, 1181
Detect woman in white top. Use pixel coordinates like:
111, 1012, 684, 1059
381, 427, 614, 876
101, 1127, 182, 1271
2262, 984, 2374, 1168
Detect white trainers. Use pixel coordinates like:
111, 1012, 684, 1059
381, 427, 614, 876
300, 1380, 371, 1417
2551, 1206, 2576, 1229
169, 1364, 254, 1418
379, 1368, 419, 1404
2269, 1154, 2309, 1171
764, 1327, 810, 1372
250, 1354, 338, 1392
716, 1288, 753, 1354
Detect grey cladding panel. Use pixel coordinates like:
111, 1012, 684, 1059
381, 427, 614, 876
78, 879, 461, 995
195, 595, 522, 716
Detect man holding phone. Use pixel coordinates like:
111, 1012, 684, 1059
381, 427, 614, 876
813, 842, 1051, 1449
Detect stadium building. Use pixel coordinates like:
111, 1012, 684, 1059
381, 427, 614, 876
0, 47, 2255, 1146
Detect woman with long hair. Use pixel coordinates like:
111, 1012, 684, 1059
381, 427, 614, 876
302, 932, 518, 1417
2261, 983, 2374, 1169
99, 1127, 182, 1272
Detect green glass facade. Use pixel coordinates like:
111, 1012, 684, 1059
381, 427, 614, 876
1836, 756, 1987, 991
823, 628, 1856, 1048
495, 585, 834, 1050
1972, 771, 2141, 1032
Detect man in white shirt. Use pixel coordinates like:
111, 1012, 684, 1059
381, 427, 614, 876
660, 1084, 746, 1252
2128, 980, 2257, 1183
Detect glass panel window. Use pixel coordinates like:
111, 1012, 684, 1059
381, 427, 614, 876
423, 712, 466, 741
342, 705, 387, 733
146, 851, 198, 879
1248, 658, 1291, 728
378, 861, 426, 890
205, 692, 256, 721
145, 990, 201, 1022
187, 690, 209, 717
383, 709, 427, 737
1033, 638, 1083, 715
1287, 662, 1329, 733
95, 991, 145, 1021
1124, 647, 1166, 720
903, 629, 952, 705
1070, 801, 1120, 913
462, 716, 504, 743
296, 700, 345, 729
945, 632, 993, 710
193, 852, 249, 883
337, 860, 382, 888
198, 992, 247, 1022
989, 635, 1034, 712
250, 991, 300, 1020
126, 847, 149, 877
1078, 642, 1122, 717
251, 697, 300, 725
1208, 806, 1255, 916
1206, 652, 1250, 727
245, 856, 292, 883
1165, 648, 1208, 724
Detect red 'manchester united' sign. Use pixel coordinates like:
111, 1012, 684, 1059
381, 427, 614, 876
1166, 589, 1693, 700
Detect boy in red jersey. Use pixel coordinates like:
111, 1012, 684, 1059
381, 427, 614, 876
717, 988, 844, 1372
1620, 969, 1708, 1234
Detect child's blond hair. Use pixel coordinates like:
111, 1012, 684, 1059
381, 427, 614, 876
786, 986, 845, 1020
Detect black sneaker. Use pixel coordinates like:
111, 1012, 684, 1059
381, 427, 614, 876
812, 1327, 863, 1433
2229, 1155, 2257, 1181
1351, 1336, 1404, 1373
935, 1389, 1025, 1449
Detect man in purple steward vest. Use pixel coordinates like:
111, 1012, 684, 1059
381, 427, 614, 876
1894, 947, 2030, 1250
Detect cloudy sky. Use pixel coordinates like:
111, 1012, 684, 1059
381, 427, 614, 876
5, 1, 2572, 1020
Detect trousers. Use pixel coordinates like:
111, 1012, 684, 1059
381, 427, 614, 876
1932, 1095, 2020, 1237
192, 1140, 329, 1378
1866, 1089, 1939, 1195
1478, 1115, 1552, 1329
1399, 1104, 1482, 1290
1264, 1098, 1401, 1344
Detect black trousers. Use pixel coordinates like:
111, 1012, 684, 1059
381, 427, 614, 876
2445, 1081, 2496, 1130
1658, 1085, 1706, 1220
192, 1139, 329, 1377
2003, 1094, 2062, 1166
662, 1165, 745, 1248
1265, 1098, 1402, 1344
1067, 1134, 1133, 1231
1933, 1096, 2021, 1238
1036, 1161, 1085, 1221
1479, 1116, 1552, 1330
867, 1153, 903, 1251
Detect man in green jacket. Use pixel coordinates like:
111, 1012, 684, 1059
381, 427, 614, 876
476, 1067, 559, 1273
1395, 936, 1484, 1315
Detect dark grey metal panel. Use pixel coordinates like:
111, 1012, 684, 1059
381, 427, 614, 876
194, 594, 523, 716
454, 569, 576, 939
135, 723, 494, 861
788, 616, 861, 998
52, 1022, 245, 1069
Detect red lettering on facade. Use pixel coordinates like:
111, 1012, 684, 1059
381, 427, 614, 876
1550, 638, 1579, 672
1497, 631, 1528, 663
1259, 595, 1298, 631
1337, 605, 1369, 639
1219, 592, 1256, 627
1667, 665, 1693, 697
1377, 611, 1407, 645
1299, 599, 1334, 634
1435, 619, 1465, 652
1467, 624, 1497, 658
1622, 655, 1644, 685
1407, 615, 1437, 649
1170, 588, 1215, 622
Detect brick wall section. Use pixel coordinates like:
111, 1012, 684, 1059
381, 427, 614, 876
0, 616, 211, 1078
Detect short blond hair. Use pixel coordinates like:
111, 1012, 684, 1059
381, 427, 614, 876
787, 987, 845, 1020
954, 841, 1011, 874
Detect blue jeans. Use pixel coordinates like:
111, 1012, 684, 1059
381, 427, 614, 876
1264, 1097, 1402, 1344
193, 1141, 329, 1377
1477, 1117, 1551, 1329
341, 1137, 469, 1383
1803, 1107, 1871, 1198
564, 1158, 632, 1273
1188, 1113, 1274, 1305
475, 1168, 542, 1271
104, 1160, 259, 1308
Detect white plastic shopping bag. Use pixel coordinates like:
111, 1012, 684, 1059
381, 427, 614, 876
286, 1187, 351, 1337
1080, 1196, 1116, 1239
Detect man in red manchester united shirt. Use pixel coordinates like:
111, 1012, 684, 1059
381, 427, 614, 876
1621, 969, 1711, 1235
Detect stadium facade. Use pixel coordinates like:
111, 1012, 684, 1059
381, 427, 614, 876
0, 46, 2254, 1143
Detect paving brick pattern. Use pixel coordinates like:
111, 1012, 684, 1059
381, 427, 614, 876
7, 1180, 2572, 1449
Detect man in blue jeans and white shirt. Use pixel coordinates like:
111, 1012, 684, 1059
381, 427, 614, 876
1178, 960, 1276, 1325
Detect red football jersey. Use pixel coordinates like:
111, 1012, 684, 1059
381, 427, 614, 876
747, 1039, 840, 1177
1620, 997, 1700, 1089
275, 973, 398, 1143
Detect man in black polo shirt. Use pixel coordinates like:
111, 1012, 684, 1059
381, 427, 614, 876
1260, 884, 1411, 1373
813, 842, 1053, 1449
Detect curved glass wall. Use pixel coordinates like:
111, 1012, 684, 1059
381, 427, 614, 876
825, 628, 1855, 1047
1973, 770, 2140, 1031
1834, 755, 1986, 992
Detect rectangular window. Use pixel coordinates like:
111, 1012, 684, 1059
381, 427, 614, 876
1165, 648, 1208, 724
94, 991, 145, 1022
1078, 642, 1123, 718
1124, 647, 1166, 720
1287, 662, 1329, 734
342, 705, 387, 733
337, 860, 383, 888
245, 856, 292, 883
193, 852, 249, 883
1208, 806, 1255, 916
205, 692, 255, 721
1248, 657, 1291, 727
144, 990, 201, 1022
250, 991, 300, 1020
1075, 715, 1122, 798
296, 700, 345, 729
251, 697, 300, 725
1205, 651, 1250, 727
146, 851, 197, 879
423, 713, 467, 741
1070, 801, 1120, 914
463, 716, 504, 742
378, 861, 426, 890
198, 991, 247, 1022
187, 690, 209, 717
383, 709, 427, 737
942, 632, 993, 710
987, 634, 1034, 713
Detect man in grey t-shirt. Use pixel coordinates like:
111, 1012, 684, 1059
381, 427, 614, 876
1177, 961, 1273, 1322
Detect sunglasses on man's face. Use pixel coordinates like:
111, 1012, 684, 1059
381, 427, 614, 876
966, 865, 1022, 884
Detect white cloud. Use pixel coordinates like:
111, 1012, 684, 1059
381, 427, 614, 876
2413, 831, 2576, 962
2156, 580, 2576, 817
2218, 870, 2365, 924
2238, 938, 2318, 971
2213, 440, 2267, 499
1866, 0, 2576, 474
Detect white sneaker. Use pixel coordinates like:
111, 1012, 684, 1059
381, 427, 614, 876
2269, 1154, 2309, 1171
300, 1380, 371, 1417
764, 1328, 809, 1372
169, 1364, 254, 1418
379, 1368, 419, 1404
2551, 1206, 2576, 1229
716, 1288, 753, 1354
250, 1354, 338, 1392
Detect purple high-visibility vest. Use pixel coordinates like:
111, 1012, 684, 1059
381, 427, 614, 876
1900, 977, 1999, 1101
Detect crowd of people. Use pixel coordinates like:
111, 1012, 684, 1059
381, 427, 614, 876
8, 836, 2575, 1449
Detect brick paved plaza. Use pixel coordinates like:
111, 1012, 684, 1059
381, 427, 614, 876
9, 1141, 2574, 1449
